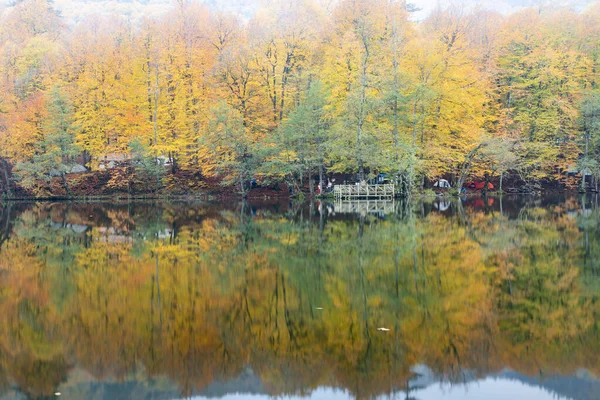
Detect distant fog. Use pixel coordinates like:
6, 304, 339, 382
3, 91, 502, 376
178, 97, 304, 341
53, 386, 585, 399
0, 0, 597, 26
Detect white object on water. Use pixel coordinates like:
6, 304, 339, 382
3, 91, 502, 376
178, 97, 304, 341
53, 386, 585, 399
314, 307, 323, 310
377, 327, 390, 332
55, 393, 61, 396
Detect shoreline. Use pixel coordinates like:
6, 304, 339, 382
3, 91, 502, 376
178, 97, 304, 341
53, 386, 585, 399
0, 190, 586, 202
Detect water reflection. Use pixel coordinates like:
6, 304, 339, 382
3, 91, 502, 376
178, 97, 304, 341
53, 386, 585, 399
0, 196, 599, 400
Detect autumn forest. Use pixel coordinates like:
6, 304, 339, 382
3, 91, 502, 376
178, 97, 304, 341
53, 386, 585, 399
1, 0, 600, 197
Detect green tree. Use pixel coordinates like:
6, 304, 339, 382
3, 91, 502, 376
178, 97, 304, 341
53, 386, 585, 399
579, 92, 600, 191
205, 102, 259, 197
276, 81, 331, 197
129, 138, 166, 193
481, 137, 520, 192
15, 88, 80, 196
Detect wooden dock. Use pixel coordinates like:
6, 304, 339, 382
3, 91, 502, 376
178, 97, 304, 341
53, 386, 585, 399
333, 184, 395, 200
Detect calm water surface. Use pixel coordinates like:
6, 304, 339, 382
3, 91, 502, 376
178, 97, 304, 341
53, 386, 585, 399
0, 196, 599, 400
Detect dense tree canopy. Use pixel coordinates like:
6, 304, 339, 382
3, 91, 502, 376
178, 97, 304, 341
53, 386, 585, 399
1, 0, 600, 195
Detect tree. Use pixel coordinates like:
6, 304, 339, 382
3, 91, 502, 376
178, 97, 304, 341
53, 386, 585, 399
380, 1, 414, 195
205, 102, 259, 197
275, 80, 331, 197
408, 5, 488, 184
14, 88, 80, 196
579, 92, 600, 191
129, 138, 166, 193
250, 0, 320, 127
481, 136, 520, 192
495, 8, 588, 182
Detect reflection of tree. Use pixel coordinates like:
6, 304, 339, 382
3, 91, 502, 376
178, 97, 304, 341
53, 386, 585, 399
0, 203, 13, 250
9, 355, 70, 399
0, 199, 598, 398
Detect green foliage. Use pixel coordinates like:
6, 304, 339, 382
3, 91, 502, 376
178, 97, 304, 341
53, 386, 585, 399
129, 138, 165, 192
422, 188, 437, 198
205, 102, 260, 195
328, 86, 384, 175
14, 87, 79, 195
265, 81, 331, 191
572, 92, 600, 189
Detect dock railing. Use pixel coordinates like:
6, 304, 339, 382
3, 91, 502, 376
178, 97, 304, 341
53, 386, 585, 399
333, 184, 395, 200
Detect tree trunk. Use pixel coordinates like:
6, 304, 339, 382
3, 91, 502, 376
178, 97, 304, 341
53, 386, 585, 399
61, 174, 72, 197
356, 31, 370, 183
457, 144, 483, 191
0, 160, 11, 198
391, 16, 404, 192
82, 150, 91, 168
309, 169, 315, 198
397, 174, 403, 198
583, 129, 590, 193
170, 153, 177, 174
239, 174, 246, 198
153, 67, 160, 147
500, 172, 503, 192
145, 34, 154, 122
318, 165, 324, 195
279, 51, 294, 123
482, 174, 491, 196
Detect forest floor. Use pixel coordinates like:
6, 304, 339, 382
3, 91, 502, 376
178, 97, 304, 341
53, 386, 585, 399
2, 168, 293, 201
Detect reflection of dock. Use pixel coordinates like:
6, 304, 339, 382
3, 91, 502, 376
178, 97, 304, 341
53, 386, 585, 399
333, 199, 395, 215
333, 184, 395, 200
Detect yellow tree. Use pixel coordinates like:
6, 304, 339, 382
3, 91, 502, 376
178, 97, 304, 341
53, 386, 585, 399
250, 0, 322, 127
321, 0, 391, 180
404, 5, 489, 184
68, 18, 133, 166
495, 8, 591, 181
148, 4, 213, 172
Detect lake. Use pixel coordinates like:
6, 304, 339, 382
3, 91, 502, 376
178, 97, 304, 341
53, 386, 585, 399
0, 196, 599, 400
